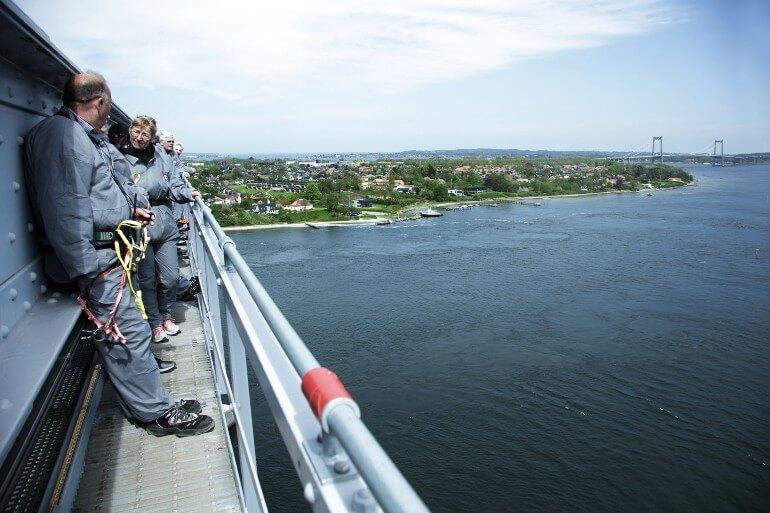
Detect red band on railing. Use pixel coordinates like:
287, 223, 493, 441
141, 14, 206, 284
301, 367, 354, 419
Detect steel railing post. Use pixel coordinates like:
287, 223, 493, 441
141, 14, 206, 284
225, 254, 260, 512
199, 210, 228, 398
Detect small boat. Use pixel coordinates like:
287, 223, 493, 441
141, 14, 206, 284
459, 204, 469, 210
419, 208, 443, 218
306, 222, 321, 229
375, 218, 392, 225
645, 193, 653, 197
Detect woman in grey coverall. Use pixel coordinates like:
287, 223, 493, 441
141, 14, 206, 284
122, 116, 195, 342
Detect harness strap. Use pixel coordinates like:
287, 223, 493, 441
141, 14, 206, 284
77, 265, 128, 344
78, 220, 149, 345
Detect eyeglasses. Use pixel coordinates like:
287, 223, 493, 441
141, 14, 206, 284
129, 127, 152, 138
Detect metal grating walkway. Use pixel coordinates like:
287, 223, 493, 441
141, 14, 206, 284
72, 289, 243, 513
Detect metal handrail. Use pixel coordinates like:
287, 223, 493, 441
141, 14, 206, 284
192, 196, 430, 513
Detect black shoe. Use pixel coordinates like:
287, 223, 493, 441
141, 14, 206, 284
130, 401, 201, 427
155, 357, 177, 374
178, 277, 201, 302
179, 399, 203, 414
145, 404, 215, 437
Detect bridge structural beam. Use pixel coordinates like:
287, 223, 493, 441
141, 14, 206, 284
713, 139, 724, 167
651, 136, 663, 164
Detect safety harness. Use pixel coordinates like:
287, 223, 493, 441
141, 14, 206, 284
77, 220, 149, 344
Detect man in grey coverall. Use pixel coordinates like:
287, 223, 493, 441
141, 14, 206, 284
24, 72, 214, 437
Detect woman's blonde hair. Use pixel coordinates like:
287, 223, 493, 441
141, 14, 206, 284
130, 115, 157, 137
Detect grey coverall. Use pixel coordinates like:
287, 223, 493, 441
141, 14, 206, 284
24, 108, 175, 422
169, 152, 188, 222
124, 147, 192, 329
166, 152, 194, 294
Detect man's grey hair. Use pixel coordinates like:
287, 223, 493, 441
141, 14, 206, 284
157, 131, 175, 141
62, 71, 109, 106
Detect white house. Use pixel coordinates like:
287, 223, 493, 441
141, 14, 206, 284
284, 199, 314, 211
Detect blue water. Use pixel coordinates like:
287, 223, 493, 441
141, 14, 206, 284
233, 165, 770, 513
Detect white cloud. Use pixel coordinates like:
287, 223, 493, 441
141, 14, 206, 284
19, 0, 682, 102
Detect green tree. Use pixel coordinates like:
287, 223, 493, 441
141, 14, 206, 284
303, 182, 322, 201
465, 172, 483, 187
422, 180, 449, 201
484, 173, 515, 192
319, 192, 341, 210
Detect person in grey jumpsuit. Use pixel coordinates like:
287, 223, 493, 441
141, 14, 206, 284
157, 131, 197, 300
122, 117, 196, 342
24, 73, 213, 436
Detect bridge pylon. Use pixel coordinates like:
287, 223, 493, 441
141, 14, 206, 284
713, 139, 724, 167
651, 137, 663, 164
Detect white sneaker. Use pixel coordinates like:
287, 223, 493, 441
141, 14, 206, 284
153, 326, 169, 343
163, 318, 181, 336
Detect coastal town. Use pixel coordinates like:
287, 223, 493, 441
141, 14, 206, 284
184, 156, 695, 227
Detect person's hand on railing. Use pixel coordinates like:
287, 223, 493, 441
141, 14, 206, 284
191, 190, 201, 201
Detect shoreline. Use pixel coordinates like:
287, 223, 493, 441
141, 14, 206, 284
223, 218, 382, 232
222, 182, 695, 232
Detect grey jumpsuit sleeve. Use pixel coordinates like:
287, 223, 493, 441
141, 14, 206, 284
25, 131, 99, 283
165, 154, 194, 203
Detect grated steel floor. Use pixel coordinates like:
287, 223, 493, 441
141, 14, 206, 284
72, 292, 243, 513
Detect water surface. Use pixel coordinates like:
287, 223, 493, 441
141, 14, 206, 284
233, 165, 770, 513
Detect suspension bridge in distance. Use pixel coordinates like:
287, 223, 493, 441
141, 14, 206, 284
610, 137, 770, 166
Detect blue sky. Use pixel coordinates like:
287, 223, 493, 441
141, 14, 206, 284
17, 0, 770, 154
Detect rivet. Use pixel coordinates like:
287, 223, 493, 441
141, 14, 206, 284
350, 488, 377, 513
12, 181, 21, 192
0, 326, 9, 338
8, 232, 16, 243
41, 100, 47, 109
9, 289, 18, 300
23, 301, 32, 311
27, 223, 34, 233
30, 272, 37, 281
27, 95, 33, 105
7, 85, 13, 98
333, 460, 350, 474
40, 285, 47, 294
17, 136, 23, 146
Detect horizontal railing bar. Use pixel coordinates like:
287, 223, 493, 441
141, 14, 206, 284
192, 197, 430, 513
